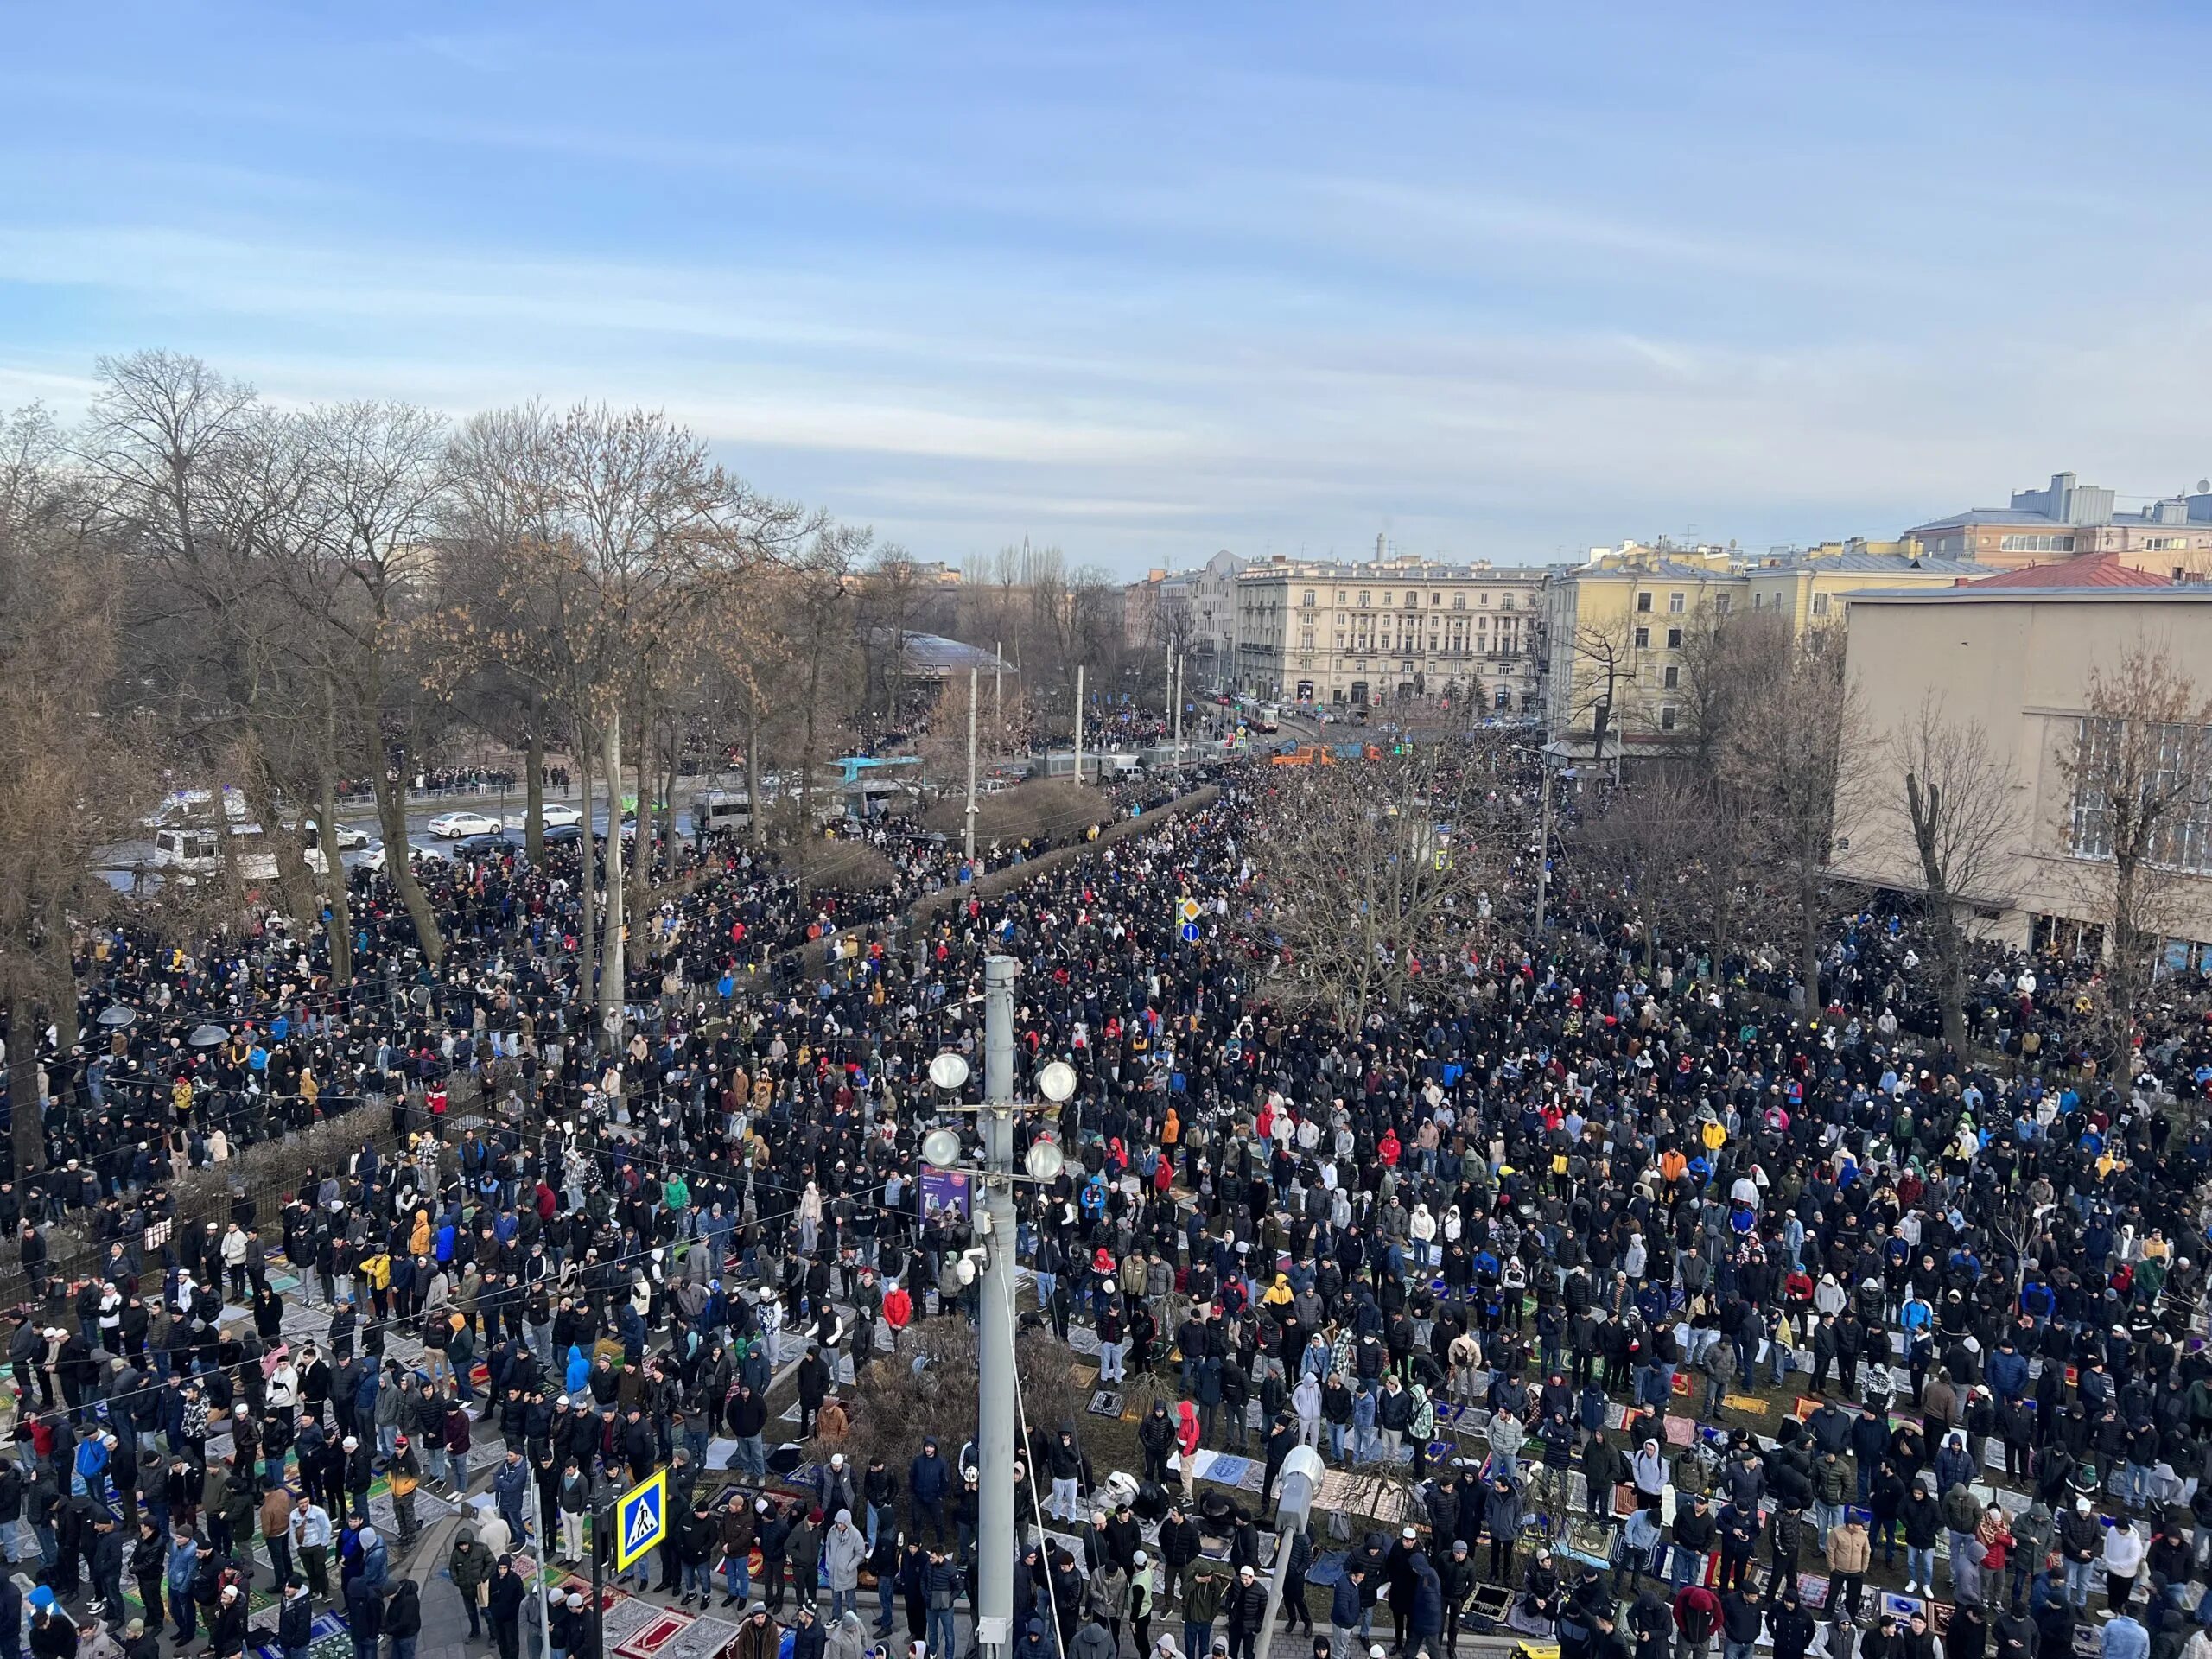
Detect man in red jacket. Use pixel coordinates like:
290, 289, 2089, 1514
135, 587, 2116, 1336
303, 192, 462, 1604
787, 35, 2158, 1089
1673, 1581, 1722, 1659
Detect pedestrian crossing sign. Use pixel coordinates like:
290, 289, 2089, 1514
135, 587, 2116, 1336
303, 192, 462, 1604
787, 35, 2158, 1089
615, 1468, 668, 1570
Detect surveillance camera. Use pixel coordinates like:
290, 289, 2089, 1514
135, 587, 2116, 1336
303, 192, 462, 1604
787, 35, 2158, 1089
956, 1260, 976, 1287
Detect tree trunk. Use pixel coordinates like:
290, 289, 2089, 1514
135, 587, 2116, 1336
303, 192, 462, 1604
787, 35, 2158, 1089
747, 721, 765, 849
1797, 861, 1822, 1016
7, 994, 42, 1176
317, 771, 353, 988
798, 649, 823, 903
243, 760, 317, 934
575, 721, 598, 1010
370, 764, 446, 969
600, 713, 626, 1044
2110, 855, 2145, 1077
625, 700, 652, 932
657, 722, 677, 878
524, 702, 545, 867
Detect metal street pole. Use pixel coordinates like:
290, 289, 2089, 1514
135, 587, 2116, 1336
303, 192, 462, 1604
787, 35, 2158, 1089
964, 666, 980, 865
1535, 760, 1554, 937
1172, 653, 1184, 772
1073, 664, 1085, 784
976, 955, 1020, 1659
530, 1457, 553, 1659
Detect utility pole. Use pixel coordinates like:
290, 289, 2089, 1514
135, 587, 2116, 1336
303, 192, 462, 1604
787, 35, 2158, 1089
963, 665, 980, 865
975, 956, 1020, 1659
531, 1457, 554, 1659
1535, 760, 1554, 936
1172, 652, 1185, 771
922, 961, 1073, 1659
1073, 664, 1085, 783
994, 641, 1003, 723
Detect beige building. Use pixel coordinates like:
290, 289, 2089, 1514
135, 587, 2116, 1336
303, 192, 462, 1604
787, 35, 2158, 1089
1542, 542, 1989, 762
1833, 582, 2212, 957
1233, 555, 1549, 711
1124, 550, 1244, 683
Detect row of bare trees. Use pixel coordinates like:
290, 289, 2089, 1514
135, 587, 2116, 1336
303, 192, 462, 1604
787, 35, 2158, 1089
0, 353, 917, 1167
1571, 594, 2212, 1072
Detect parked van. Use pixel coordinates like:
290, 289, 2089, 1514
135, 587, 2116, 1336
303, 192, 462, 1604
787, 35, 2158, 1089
152, 823, 277, 880
690, 790, 753, 838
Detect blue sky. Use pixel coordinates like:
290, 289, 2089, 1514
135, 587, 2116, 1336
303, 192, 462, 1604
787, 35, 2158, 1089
5, 2, 2211, 575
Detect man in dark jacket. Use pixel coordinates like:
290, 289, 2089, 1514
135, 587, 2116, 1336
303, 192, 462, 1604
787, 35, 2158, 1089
486, 1555, 527, 1659
276, 1580, 315, 1659
1407, 1554, 1446, 1659
1158, 1503, 1203, 1604
909, 1440, 951, 1543
1719, 1582, 1764, 1659
1224, 1563, 1270, 1659
1437, 1541, 1474, 1656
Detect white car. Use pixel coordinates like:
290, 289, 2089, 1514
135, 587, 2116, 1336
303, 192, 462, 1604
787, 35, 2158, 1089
295, 819, 372, 850
505, 803, 583, 830
426, 810, 501, 838
359, 840, 447, 872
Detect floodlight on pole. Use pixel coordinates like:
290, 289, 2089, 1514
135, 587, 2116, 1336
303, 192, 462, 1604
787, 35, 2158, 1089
920, 1128, 964, 1169
1024, 1138, 1066, 1182
928, 1052, 971, 1092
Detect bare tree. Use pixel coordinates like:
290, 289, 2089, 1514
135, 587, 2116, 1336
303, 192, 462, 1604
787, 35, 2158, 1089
1670, 601, 1789, 779
1242, 735, 1527, 1021
2056, 643, 2212, 1076
1561, 615, 1637, 774
1571, 770, 1744, 976
1887, 696, 2020, 1056
912, 669, 1034, 791
1721, 626, 1866, 1012
0, 405, 131, 1173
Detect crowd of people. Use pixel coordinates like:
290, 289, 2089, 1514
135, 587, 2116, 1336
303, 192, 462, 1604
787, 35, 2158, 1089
3, 741, 2212, 1659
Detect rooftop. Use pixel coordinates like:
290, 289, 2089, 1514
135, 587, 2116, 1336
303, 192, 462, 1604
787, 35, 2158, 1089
1907, 468, 2212, 534
1848, 583, 2212, 605
1239, 558, 1552, 582
867, 631, 1016, 674
1966, 552, 2170, 589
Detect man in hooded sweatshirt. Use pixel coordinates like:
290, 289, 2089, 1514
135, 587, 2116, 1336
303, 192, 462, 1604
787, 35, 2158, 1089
825, 1510, 866, 1624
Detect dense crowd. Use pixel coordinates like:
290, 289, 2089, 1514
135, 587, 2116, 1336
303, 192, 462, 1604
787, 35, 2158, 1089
3, 746, 2212, 1659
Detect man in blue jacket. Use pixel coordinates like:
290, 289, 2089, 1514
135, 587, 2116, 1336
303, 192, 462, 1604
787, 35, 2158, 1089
909, 1438, 951, 1544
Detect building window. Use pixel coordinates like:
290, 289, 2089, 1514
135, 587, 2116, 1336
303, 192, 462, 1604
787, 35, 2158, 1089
1713, 594, 1731, 614
1664, 627, 1681, 650
1357, 592, 1370, 607
1999, 533, 2076, 553
2143, 537, 2185, 551
2069, 715, 2212, 872
1661, 705, 1678, 731
1633, 626, 1649, 649
1301, 589, 1316, 607
1431, 592, 1443, 605
1452, 594, 1465, 609
1480, 592, 1491, 606
1662, 664, 1679, 689
1668, 591, 1685, 613
1811, 592, 1830, 618
1501, 594, 1516, 610
1404, 591, 1418, 608
1751, 594, 1764, 609
1300, 629, 1315, 650
1635, 592, 1652, 613
1337, 590, 1345, 603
